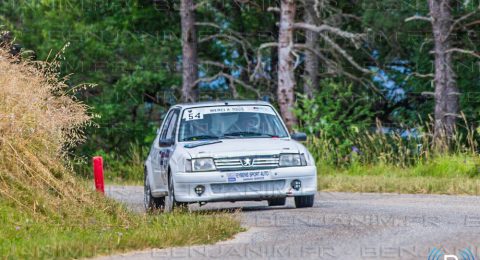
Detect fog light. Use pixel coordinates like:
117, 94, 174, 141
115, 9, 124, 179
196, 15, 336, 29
291, 180, 301, 191
194, 185, 205, 196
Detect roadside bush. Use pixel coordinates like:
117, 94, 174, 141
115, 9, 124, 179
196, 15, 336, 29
294, 81, 375, 135
305, 117, 478, 168
295, 82, 479, 168
294, 81, 377, 159
76, 143, 147, 183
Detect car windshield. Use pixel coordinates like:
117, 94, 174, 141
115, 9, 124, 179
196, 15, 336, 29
178, 105, 289, 141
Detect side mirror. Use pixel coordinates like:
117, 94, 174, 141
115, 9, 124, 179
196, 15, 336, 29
291, 132, 307, 142
159, 138, 174, 147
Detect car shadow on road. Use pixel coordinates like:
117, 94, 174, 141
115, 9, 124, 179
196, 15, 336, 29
189, 204, 296, 215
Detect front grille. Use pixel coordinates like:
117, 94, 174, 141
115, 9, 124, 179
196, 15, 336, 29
211, 180, 286, 194
214, 155, 279, 170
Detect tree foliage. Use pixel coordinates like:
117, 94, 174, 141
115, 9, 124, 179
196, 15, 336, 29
2, 0, 480, 155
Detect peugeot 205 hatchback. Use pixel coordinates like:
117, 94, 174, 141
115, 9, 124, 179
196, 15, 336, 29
144, 100, 317, 212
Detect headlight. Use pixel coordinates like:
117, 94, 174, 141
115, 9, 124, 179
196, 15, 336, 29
279, 154, 307, 167
190, 158, 216, 172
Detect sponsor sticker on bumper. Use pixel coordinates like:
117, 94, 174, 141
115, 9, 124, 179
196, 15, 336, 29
227, 170, 271, 182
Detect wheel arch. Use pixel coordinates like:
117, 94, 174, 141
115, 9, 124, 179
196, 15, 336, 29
144, 161, 158, 192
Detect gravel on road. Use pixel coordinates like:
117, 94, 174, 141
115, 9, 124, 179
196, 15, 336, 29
97, 185, 480, 260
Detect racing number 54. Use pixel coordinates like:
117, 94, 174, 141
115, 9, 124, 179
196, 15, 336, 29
188, 112, 201, 120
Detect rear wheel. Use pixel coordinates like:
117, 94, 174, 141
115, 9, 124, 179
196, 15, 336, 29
267, 198, 286, 206
294, 195, 314, 208
144, 170, 165, 212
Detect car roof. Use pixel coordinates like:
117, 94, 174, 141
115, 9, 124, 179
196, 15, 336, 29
172, 100, 272, 109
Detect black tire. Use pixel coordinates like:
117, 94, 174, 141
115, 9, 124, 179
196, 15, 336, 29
294, 195, 314, 208
268, 197, 286, 206
144, 171, 165, 212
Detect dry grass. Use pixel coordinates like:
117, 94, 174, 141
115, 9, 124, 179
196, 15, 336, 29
0, 42, 95, 216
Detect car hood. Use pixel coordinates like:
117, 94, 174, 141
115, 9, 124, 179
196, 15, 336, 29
180, 138, 304, 158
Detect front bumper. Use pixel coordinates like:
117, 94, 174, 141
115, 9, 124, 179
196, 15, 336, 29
173, 166, 317, 203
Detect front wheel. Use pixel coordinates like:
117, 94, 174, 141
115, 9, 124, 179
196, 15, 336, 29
164, 172, 188, 212
294, 195, 314, 208
144, 171, 165, 212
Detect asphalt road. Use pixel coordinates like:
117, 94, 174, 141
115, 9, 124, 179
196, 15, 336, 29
97, 186, 480, 260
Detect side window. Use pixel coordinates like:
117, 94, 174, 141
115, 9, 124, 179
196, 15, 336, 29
165, 111, 179, 139
162, 109, 180, 140
159, 110, 174, 139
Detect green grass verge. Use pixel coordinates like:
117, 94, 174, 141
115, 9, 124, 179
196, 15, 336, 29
319, 175, 480, 195
0, 198, 242, 259
318, 154, 480, 195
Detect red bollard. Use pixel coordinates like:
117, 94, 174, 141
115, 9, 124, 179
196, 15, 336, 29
93, 156, 105, 194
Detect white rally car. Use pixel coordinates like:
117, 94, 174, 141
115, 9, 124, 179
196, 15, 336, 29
144, 100, 317, 212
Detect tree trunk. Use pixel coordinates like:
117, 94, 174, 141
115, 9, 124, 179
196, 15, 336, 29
428, 0, 459, 147
180, 0, 198, 102
303, 1, 319, 98
277, 0, 298, 131
233, 3, 251, 99
270, 14, 279, 100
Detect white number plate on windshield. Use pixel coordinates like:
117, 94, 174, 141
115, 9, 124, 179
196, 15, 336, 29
226, 170, 271, 182
183, 105, 276, 121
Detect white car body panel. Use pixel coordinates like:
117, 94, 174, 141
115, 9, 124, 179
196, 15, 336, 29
145, 100, 317, 203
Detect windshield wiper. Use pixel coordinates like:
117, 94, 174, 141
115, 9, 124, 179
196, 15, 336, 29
184, 140, 222, 148
183, 135, 219, 141
222, 132, 278, 138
